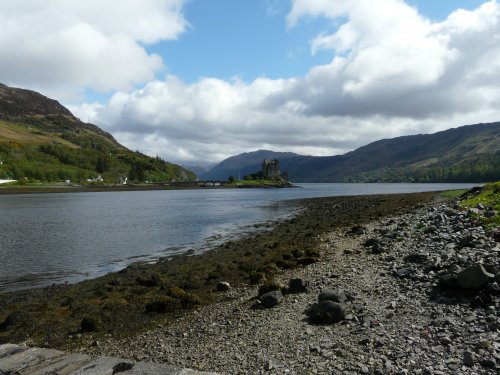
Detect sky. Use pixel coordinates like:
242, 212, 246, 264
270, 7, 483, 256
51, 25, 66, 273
0, 0, 499, 166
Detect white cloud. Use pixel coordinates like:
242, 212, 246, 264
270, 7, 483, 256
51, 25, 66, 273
5, 0, 500, 164
0, 0, 187, 100
79, 0, 500, 164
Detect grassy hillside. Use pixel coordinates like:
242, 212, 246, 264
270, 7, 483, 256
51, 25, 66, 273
0, 84, 195, 183
461, 181, 500, 227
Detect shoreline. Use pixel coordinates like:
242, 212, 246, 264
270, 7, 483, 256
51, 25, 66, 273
0, 182, 295, 195
0, 192, 439, 348
79, 194, 498, 374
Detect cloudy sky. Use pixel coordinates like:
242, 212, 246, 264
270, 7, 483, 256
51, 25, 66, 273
1, 0, 499, 166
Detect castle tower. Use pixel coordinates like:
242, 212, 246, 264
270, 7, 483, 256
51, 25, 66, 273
262, 159, 280, 180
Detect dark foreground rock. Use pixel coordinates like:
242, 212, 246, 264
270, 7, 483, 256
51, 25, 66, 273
0, 344, 218, 374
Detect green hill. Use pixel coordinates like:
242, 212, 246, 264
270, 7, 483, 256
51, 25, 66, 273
205, 122, 500, 183
0, 84, 195, 183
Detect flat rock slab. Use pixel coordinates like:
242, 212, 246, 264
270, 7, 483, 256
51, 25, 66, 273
0, 344, 218, 375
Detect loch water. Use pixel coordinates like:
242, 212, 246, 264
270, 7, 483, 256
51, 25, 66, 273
0, 183, 477, 291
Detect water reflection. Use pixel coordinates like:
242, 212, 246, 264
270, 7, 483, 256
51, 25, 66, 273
0, 183, 477, 290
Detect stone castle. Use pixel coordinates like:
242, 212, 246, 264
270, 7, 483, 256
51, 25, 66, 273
262, 159, 289, 181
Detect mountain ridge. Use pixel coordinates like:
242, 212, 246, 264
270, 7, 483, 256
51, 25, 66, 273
203, 122, 500, 183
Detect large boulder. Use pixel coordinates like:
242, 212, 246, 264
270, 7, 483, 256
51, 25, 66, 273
457, 264, 495, 289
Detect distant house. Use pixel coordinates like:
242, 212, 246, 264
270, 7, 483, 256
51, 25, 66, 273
119, 177, 128, 185
95, 175, 104, 182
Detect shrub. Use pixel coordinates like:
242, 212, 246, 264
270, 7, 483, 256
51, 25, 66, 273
180, 293, 202, 308
144, 296, 178, 314
258, 280, 284, 296
167, 286, 186, 298
248, 271, 266, 285
80, 317, 100, 332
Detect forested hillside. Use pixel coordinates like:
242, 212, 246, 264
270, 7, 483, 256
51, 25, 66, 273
0, 84, 195, 183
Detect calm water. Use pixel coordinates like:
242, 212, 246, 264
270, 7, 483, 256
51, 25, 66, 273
0, 183, 476, 291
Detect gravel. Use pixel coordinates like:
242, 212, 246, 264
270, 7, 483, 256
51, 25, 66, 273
80, 200, 499, 374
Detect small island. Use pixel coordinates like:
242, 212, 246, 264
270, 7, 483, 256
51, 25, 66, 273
226, 159, 293, 188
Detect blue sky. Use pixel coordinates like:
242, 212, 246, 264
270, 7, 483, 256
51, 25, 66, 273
1, 0, 499, 164
85, 0, 490, 108
148, 0, 488, 83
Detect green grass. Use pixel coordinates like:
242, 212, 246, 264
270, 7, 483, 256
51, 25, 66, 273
440, 189, 469, 198
461, 181, 500, 227
232, 179, 281, 185
229, 179, 292, 187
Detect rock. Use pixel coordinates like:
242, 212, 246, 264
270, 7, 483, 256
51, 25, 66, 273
463, 351, 475, 367
492, 228, 500, 242
364, 238, 383, 247
480, 358, 496, 368
371, 242, 385, 254
457, 264, 495, 289
318, 289, 347, 304
351, 226, 366, 235
393, 268, 411, 279
287, 278, 309, 294
258, 281, 284, 296
0, 311, 33, 331
216, 282, 231, 292
458, 235, 475, 248
306, 301, 347, 324
468, 208, 481, 216
80, 317, 99, 332
404, 253, 428, 264
260, 291, 283, 308
485, 210, 497, 218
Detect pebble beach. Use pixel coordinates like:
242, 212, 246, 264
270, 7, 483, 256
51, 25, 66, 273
77, 195, 500, 374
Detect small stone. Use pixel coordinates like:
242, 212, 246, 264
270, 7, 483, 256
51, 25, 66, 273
216, 281, 231, 292
351, 226, 366, 235
260, 290, 283, 308
318, 289, 347, 304
485, 210, 497, 218
394, 268, 411, 278
307, 301, 347, 324
287, 278, 309, 294
463, 351, 475, 367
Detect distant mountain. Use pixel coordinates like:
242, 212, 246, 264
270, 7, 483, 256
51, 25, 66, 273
205, 122, 500, 183
185, 165, 209, 177
200, 150, 300, 180
0, 84, 195, 182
